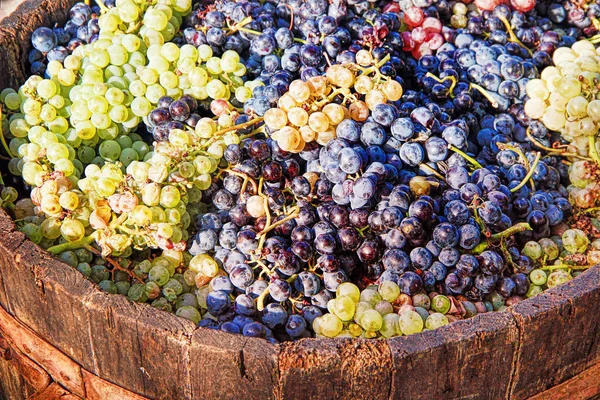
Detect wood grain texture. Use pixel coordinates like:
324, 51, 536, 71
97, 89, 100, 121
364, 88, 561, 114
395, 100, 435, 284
190, 328, 279, 400
278, 338, 392, 400
389, 311, 518, 400
84, 292, 196, 399
508, 266, 600, 399
0, 330, 51, 393
1, 2, 600, 400
528, 361, 600, 400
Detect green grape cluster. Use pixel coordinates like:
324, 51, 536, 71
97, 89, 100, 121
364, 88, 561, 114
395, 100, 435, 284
524, 40, 600, 209
311, 282, 477, 339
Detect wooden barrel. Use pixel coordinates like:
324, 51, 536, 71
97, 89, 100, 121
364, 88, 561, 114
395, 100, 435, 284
1, 2, 600, 399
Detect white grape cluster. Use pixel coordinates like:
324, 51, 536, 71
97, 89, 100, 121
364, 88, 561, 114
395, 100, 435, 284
313, 282, 449, 338
525, 40, 600, 152
524, 40, 600, 209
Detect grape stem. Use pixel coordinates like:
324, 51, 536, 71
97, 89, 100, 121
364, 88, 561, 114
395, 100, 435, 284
0, 110, 15, 158
425, 72, 457, 97
283, 4, 295, 31
226, 16, 253, 36
499, 143, 535, 191
200, 117, 263, 150
469, 83, 499, 108
47, 233, 97, 255
588, 135, 600, 165
419, 163, 445, 180
217, 169, 258, 193
490, 222, 532, 241
354, 53, 391, 76
252, 259, 272, 279
510, 152, 541, 193
447, 145, 483, 169
498, 16, 532, 56
255, 177, 272, 252
257, 274, 298, 311
126, 21, 142, 34
95, 0, 110, 14
525, 128, 593, 161
257, 206, 300, 237
106, 257, 144, 283
541, 264, 591, 271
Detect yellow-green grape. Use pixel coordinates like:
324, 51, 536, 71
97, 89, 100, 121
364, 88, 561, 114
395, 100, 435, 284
587, 100, 600, 121
546, 270, 572, 288
359, 309, 383, 332
524, 98, 547, 120
541, 106, 566, 131
562, 229, 589, 253
425, 313, 449, 330
60, 218, 85, 242
331, 296, 356, 321
316, 314, 343, 338
379, 313, 400, 338
378, 281, 400, 303
359, 288, 382, 306
566, 96, 589, 119
525, 79, 550, 100
431, 294, 451, 314
529, 269, 547, 286
40, 217, 62, 239
59, 191, 79, 210
336, 282, 360, 303
398, 310, 424, 335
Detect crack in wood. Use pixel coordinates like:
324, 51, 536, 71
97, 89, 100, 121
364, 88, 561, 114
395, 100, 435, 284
506, 311, 523, 400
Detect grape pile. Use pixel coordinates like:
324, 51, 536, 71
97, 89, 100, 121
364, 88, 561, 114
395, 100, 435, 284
1, 0, 599, 342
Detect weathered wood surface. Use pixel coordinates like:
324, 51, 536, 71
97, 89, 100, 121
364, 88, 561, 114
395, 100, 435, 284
1, 1, 600, 399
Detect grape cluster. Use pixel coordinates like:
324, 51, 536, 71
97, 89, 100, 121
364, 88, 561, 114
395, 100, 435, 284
2, 0, 599, 343
262, 61, 403, 152
28, 2, 106, 77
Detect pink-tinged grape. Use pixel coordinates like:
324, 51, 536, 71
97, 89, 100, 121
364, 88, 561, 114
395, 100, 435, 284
475, 0, 500, 11
510, 0, 535, 12
404, 7, 424, 27
422, 17, 442, 34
